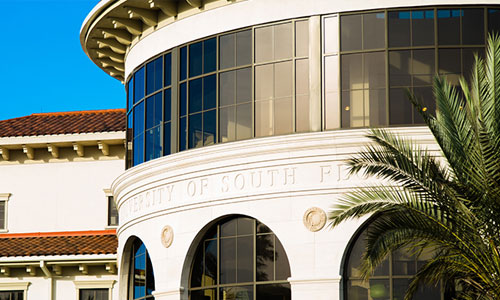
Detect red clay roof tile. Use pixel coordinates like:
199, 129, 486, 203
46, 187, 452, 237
0, 109, 125, 137
0, 232, 117, 257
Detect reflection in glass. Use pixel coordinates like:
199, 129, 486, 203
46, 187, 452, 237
389, 11, 410, 47
462, 9, 484, 45
438, 9, 460, 45
274, 22, 293, 60
130, 239, 155, 299
236, 30, 252, 66
412, 10, 434, 46
204, 38, 216, 73
363, 12, 385, 49
146, 56, 163, 95
134, 67, 145, 104
190, 42, 203, 77
341, 14, 362, 51
164, 52, 172, 87
180, 46, 187, 80
295, 20, 309, 57
190, 217, 290, 300
255, 25, 272, 63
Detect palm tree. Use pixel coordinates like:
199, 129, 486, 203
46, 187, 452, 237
329, 34, 500, 300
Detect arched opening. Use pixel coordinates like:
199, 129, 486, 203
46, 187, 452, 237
127, 237, 155, 300
188, 216, 291, 300
343, 219, 443, 300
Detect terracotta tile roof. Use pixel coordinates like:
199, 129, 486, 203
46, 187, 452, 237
0, 230, 117, 257
0, 109, 126, 138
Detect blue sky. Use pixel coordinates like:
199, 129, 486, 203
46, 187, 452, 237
0, 0, 125, 120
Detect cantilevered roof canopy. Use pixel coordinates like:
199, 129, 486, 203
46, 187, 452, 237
80, 0, 240, 82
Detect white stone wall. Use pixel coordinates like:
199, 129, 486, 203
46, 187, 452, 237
0, 154, 124, 233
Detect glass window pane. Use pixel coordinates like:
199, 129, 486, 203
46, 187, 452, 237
296, 59, 310, 132
219, 106, 235, 143
164, 122, 171, 156
221, 219, 237, 237
438, 9, 460, 45
146, 253, 155, 295
462, 8, 484, 45
412, 10, 435, 46
324, 16, 339, 54
236, 103, 252, 140
204, 38, 216, 73
146, 56, 163, 95
189, 78, 203, 113
134, 67, 145, 103
275, 236, 291, 280
488, 9, 500, 35
256, 233, 274, 281
388, 11, 411, 47
389, 50, 411, 87
220, 238, 236, 284
236, 29, 252, 66
369, 279, 390, 300
341, 53, 363, 90
220, 33, 235, 70
133, 133, 144, 166
236, 68, 252, 104
145, 126, 161, 161
220, 70, 236, 107
180, 82, 187, 116
204, 239, 218, 286
146, 93, 162, 129
127, 77, 134, 111
220, 285, 253, 300
164, 52, 172, 87
237, 218, 253, 235
364, 52, 386, 89
203, 110, 216, 146
295, 20, 309, 57
439, 48, 461, 75
203, 75, 216, 110
256, 283, 291, 300
180, 117, 187, 151
190, 289, 216, 300
255, 25, 273, 63
180, 46, 187, 81
255, 64, 273, 101
0, 201, 4, 230
237, 236, 253, 283
389, 88, 413, 125
274, 61, 293, 98
368, 89, 387, 127
363, 12, 385, 49
347, 280, 370, 300
275, 97, 293, 135
341, 14, 362, 51
189, 42, 203, 77
189, 113, 203, 149
164, 89, 171, 122
412, 49, 435, 86
275, 22, 293, 60
346, 90, 364, 127
393, 248, 416, 276
393, 279, 410, 300
134, 101, 144, 137
255, 100, 273, 137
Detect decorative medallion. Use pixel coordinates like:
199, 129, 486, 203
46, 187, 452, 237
161, 225, 174, 248
303, 207, 327, 232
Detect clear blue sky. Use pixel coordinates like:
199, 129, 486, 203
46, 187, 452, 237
0, 0, 125, 120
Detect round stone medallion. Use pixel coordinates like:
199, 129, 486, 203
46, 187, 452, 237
161, 225, 174, 248
303, 207, 327, 232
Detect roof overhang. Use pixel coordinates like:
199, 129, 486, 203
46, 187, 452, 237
80, 0, 242, 82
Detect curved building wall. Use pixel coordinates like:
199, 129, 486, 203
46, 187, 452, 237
79, 1, 500, 299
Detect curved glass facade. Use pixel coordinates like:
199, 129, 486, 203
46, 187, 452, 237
189, 217, 291, 300
128, 238, 155, 300
126, 6, 500, 168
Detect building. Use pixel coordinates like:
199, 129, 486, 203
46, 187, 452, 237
80, 1, 500, 300
0, 110, 126, 300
